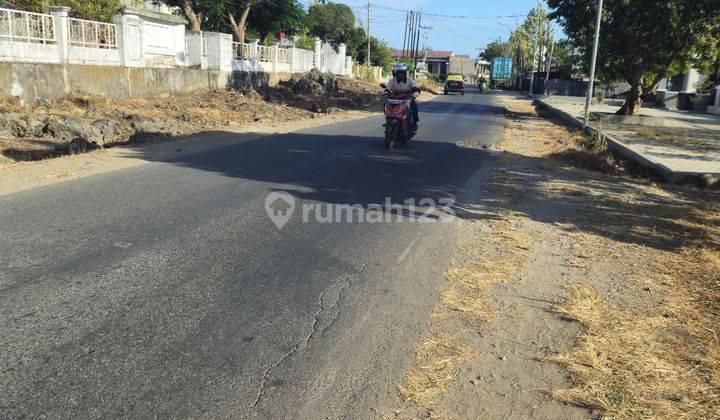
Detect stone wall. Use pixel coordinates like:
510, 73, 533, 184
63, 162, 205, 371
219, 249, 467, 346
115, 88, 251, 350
0, 62, 294, 104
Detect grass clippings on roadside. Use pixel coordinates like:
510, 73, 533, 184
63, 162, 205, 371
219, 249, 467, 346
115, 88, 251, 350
396, 213, 532, 413
550, 249, 720, 418
504, 98, 720, 419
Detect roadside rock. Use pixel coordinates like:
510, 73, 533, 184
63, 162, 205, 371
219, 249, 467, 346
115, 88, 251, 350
0, 113, 45, 138
43, 116, 120, 148
309, 103, 325, 114
288, 68, 339, 96
126, 114, 181, 143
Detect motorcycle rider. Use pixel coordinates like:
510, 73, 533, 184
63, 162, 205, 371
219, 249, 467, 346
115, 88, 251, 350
478, 75, 488, 93
385, 62, 421, 129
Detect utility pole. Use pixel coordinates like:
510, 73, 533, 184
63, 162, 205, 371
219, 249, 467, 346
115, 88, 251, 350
408, 11, 416, 62
528, 0, 542, 94
366, 0, 371, 70
584, 0, 603, 127
401, 11, 410, 60
413, 13, 422, 78
545, 30, 555, 96
420, 24, 432, 59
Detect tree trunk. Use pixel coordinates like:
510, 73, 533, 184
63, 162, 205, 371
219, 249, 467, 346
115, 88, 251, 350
618, 77, 643, 115
229, 0, 255, 43
182, 0, 202, 32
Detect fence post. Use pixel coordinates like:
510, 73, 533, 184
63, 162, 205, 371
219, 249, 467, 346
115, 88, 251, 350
314, 37, 322, 70
290, 46, 296, 73
272, 42, 279, 74
113, 10, 144, 68
345, 56, 353, 77
249, 39, 259, 69
49, 6, 70, 63
204, 32, 232, 71
184, 31, 203, 68
337, 43, 347, 75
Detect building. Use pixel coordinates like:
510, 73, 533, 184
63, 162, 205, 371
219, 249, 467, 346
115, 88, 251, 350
392, 49, 454, 80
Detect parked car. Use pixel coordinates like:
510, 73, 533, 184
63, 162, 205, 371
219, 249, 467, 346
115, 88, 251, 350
444, 74, 465, 95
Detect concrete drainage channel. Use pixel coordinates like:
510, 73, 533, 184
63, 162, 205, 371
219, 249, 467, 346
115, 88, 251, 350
532, 98, 720, 188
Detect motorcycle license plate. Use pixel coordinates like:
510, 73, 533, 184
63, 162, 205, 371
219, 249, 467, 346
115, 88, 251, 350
387, 99, 404, 105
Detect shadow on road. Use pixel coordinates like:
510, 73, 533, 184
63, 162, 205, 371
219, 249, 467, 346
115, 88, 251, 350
132, 116, 719, 252
134, 129, 496, 222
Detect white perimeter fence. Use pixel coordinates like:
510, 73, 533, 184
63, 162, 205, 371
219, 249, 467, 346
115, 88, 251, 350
0, 6, 352, 75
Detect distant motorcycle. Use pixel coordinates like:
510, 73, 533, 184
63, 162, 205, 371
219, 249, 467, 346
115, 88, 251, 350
380, 84, 416, 150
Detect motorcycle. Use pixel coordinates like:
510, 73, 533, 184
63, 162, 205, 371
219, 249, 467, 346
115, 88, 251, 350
380, 84, 416, 150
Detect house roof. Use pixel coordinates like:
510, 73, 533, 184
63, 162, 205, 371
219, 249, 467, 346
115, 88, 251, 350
392, 49, 454, 60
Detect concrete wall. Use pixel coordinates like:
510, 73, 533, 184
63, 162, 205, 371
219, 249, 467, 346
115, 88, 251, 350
0, 62, 295, 104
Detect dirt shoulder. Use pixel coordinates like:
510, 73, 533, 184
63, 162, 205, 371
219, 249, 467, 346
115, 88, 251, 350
1, 74, 439, 197
0, 72, 383, 163
0, 111, 371, 197
388, 96, 719, 418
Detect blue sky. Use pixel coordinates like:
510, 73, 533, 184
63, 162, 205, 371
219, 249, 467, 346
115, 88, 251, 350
325, 0, 545, 57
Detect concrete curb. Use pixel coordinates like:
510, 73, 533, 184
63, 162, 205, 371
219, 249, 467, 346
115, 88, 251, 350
532, 98, 719, 187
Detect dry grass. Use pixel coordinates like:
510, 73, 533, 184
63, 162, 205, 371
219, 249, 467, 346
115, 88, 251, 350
503, 97, 720, 418
1, 76, 382, 162
550, 254, 720, 418
399, 333, 475, 405
549, 246, 720, 418
0, 94, 22, 112
418, 78, 443, 96
398, 213, 532, 410
504, 99, 665, 181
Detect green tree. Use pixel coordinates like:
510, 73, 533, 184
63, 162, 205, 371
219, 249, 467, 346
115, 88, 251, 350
694, 33, 720, 90
355, 36, 393, 73
155, 0, 259, 41
482, 40, 509, 62
307, 1, 355, 48
500, 7, 551, 79
19, 0, 137, 21
507, 27, 532, 77
551, 39, 576, 79
247, 0, 307, 44
549, 0, 720, 115
344, 26, 367, 59
153, 0, 226, 31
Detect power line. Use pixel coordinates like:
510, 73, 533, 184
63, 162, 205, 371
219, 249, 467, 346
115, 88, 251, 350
342, 0, 524, 20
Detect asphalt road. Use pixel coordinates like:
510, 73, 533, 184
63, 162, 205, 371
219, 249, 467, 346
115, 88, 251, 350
0, 89, 506, 418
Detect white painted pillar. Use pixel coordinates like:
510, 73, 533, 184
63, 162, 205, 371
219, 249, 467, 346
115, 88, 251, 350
345, 56, 353, 76
184, 31, 203, 68
682, 68, 700, 93
173, 23, 187, 66
337, 43, 347, 74
715, 85, 720, 106
249, 39, 259, 70
314, 37, 322, 70
272, 42, 279, 74
49, 6, 70, 62
113, 11, 144, 67
204, 31, 232, 71
290, 46, 296, 73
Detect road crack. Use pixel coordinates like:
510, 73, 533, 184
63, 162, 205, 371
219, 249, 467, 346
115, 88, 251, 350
250, 264, 367, 409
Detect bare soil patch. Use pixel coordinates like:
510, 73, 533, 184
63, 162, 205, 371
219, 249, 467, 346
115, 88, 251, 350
0, 74, 383, 163
390, 97, 719, 418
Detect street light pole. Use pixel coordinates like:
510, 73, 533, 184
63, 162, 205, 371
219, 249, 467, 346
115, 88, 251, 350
545, 30, 555, 95
584, 0, 604, 128
529, 0, 541, 94
366, 0, 371, 70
